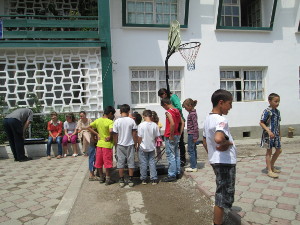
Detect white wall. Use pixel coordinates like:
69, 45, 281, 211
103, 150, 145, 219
110, 0, 300, 129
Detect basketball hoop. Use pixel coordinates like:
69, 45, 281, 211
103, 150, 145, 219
178, 42, 201, 71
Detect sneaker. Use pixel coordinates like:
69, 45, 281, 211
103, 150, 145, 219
89, 176, 100, 181
63, 154, 67, 157
162, 176, 177, 182
19, 156, 33, 162
268, 171, 279, 178
151, 179, 158, 185
185, 167, 198, 172
99, 176, 106, 184
142, 180, 147, 185
176, 173, 183, 179
105, 179, 115, 186
128, 177, 134, 187
272, 167, 281, 173
119, 177, 125, 188
47, 156, 51, 160
56, 155, 61, 159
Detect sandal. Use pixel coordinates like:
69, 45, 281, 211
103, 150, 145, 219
268, 171, 279, 178
272, 167, 281, 173
89, 176, 100, 181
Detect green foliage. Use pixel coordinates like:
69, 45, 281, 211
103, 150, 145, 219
0, 116, 6, 145
0, 96, 8, 144
78, 0, 98, 16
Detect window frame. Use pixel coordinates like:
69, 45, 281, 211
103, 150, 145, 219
216, 0, 278, 31
122, 0, 190, 28
130, 67, 183, 106
220, 67, 265, 102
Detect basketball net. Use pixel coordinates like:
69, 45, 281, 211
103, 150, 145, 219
165, 20, 181, 98
167, 20, 181, 57
178, 42, 201, 71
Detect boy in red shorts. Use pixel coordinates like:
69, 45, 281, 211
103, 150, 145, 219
88, 106, 116, 185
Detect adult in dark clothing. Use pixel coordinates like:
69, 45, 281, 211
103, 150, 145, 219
3, 108, 33, 162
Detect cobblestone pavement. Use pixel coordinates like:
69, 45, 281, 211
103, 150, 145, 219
0, 137, 299, 225
185, 137, 300, 225
0, 156, 86, 225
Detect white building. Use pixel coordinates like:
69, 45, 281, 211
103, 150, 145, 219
0, 0, 299, 139
110, 0, 300, 138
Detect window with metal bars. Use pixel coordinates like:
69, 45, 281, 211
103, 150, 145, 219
131, 68, 182, 104
220, 69, 264, 102
123, 0, 189, 27
217, 0, 276, 30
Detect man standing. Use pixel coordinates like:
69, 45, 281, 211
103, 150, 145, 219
3, 108, 33, 162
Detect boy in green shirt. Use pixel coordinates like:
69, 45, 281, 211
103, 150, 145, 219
88, 106, 116, 185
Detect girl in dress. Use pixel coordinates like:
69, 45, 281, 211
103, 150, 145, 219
76, 111, 92, 156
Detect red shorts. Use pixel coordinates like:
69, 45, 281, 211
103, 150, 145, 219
94, 147, 113, 169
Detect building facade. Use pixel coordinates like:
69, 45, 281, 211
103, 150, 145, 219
110, 0, 300, 138
0, 0, 299, 138
0, 0, 113, 114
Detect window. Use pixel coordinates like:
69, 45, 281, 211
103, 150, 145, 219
131, 68, 182, 104
123, 0, 189, 27
220, 68, 264, 101
217, 0, 277, 30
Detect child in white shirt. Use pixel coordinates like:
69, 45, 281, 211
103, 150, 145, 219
137, 110, 161, 185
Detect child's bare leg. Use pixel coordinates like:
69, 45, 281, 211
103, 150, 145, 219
98, 168, 106, 183
106, 168, 110, 177
89, 170, 95, 178
266, 149, 272, 172
98, 168, 104, 177
119, 168, 124, 178
271, 148, 282, 172
72, 144, 78, 155
63, 146, 68, 155
129, 168, 134, 177
213, 205, 224, 225
266, 148, 279, 178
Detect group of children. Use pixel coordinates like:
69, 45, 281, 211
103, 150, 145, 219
46, 111, 93, 159
46, 88, 282, 225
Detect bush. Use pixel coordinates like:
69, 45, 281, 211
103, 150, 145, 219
0, 116, 7, 145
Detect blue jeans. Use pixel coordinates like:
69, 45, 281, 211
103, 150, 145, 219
47, 136, 62, 156
88, 145, 96, 172
139, 148, 157, 180
188, 134, 197, 169
165, 135, 180, 178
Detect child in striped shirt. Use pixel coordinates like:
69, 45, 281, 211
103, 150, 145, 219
183, 98, 199, 172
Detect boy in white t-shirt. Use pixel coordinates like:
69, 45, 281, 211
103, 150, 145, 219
113, 104, 138, 187
137, 110, 161, 185
202, 89, 237, 225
